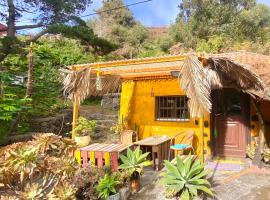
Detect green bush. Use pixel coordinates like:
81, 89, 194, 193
73, 116, 96, 136
96, 174, 120, 199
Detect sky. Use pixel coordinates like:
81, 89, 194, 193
81, 0, 270, 27
1, 0, 270, 29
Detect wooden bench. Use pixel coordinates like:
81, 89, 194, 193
75, 143, 133, 171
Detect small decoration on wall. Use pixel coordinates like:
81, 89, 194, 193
151, 87, 154, 97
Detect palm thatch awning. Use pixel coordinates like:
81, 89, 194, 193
61, 51, 270, 117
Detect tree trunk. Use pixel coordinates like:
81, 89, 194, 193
7, 0, 16, 37
25, 43, 34, 98
251, 99, 265, 167
9, 43, 34, 133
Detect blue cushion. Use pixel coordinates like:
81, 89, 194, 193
170, 144, 191, 150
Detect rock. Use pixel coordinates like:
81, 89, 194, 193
120, 186, 130, 200
101, 93, 120, 109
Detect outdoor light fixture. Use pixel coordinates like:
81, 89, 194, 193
96, 70, 102, 91
170, 71, 181, 77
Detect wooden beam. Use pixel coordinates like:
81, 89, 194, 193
72, 98, 80, 139
69, 55, 186, 70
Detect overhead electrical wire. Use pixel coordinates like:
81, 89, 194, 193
81, 0, 153, 18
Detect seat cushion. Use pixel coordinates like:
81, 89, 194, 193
170, 144, 191, 150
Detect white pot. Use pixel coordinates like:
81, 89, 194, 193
74, 135, 91, 147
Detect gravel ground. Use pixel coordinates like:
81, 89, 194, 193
129, 167, 270, 200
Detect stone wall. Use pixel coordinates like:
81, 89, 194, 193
101, 93, 120, 110
30, 109, 73, 135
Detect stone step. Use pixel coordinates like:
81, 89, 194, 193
80, 112, 118, 120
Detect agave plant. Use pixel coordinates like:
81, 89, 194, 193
160, 155, 213, 200
119, 147, 152, 178
96, 174, 120, 199
49, 181, 77, 200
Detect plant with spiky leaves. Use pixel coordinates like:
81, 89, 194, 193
160, 155, 213, 200
119, 147, 152, 179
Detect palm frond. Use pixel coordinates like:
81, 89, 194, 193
179, 56, 215, 118
61, 67, 121, 105
179, 55, 265, 118
208, 57, 264, 96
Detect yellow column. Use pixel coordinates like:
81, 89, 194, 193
72, 98, 80, 139
199, 116, 205, 162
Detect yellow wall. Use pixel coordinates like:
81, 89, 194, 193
120, 78, 211, 159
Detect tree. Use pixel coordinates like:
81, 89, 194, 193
90, 0, 148, 58
0, 0, 92, 39
0, 0, 115, 61
167, 0, 270, 52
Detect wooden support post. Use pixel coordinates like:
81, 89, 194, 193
72, 98, 79, 139
200, 116, 205, 162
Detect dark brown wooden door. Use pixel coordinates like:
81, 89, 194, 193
213, 89, 248, 158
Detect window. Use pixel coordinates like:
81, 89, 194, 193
156, 96, 190, 121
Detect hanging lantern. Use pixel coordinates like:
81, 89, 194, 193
96, 70, 102, 91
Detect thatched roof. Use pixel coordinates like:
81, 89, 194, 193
62, 51, 270, 107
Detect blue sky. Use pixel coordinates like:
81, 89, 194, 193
1, 0, 270, 28
82, 0, 270, 27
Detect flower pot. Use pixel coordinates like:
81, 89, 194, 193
130, 178, 140, 194
108, 192, 120, 200
74, 135, 91, 147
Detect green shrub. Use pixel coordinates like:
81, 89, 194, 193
73, 116, 96, 136
96, 174, 120, 199
160, 155, 213, 200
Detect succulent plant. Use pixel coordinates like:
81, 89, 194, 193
160, 155, 213, 200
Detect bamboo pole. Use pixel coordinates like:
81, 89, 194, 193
26, 42, 34, 98
72, 98, 79, 139
251, 98, 265, 167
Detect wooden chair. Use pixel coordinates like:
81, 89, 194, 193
168, 130, 195, 160
120, 130, 138, 144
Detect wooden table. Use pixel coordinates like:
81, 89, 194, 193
134, 136, 171, 170
75, 143, 133, 171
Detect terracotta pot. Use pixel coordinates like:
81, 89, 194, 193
130, 178, 140, 194
74, 135, 91, 147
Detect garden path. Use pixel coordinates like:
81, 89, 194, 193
129, 162, 270, 200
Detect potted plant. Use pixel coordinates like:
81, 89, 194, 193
119, 147, 152, 193
74, 117, 96, 147
160, 155, 213, 200
96, 174, 120, 200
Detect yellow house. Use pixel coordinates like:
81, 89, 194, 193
63, 52, 270, 161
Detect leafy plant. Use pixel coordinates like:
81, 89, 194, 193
119, 147, 152, 179
262, 146, 270, 164
73, 166, 102, 200
110, 124, 122, 134
0, 134, 79, 198
96, 174, 120, 199
246, 141, 257, 159
73, 116, 96, 136
160, 155, 213, 200
49, 181, 77, 200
